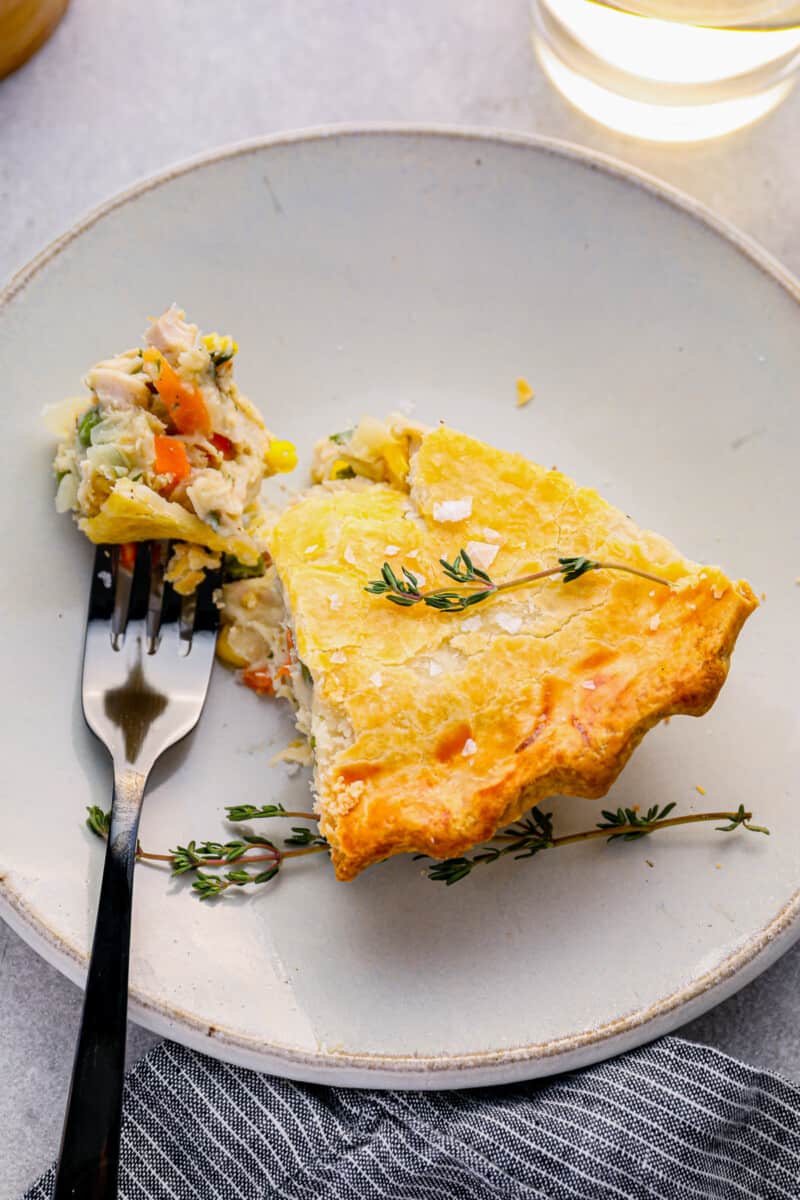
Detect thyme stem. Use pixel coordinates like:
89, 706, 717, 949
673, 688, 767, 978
279, 845, 331, 860
135, 845, 328, 868
480, 560, 674, 597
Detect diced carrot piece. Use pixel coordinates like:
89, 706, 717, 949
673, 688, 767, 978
153, 435, 191, 481
242, 667, 275, 695
119, 543, 137, 571
211, 432, 235, 459
153, 357, 211, 436
274, 629, 294, 679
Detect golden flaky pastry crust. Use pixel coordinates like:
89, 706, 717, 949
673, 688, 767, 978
270, 427, 758, 881
80, 478, 263, 563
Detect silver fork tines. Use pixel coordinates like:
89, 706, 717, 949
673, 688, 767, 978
146, 540, 168, 653
85, 541, 221, 770
109, 543, 137, 650
179, 590, 197, 655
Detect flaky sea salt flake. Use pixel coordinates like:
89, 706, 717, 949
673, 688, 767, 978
496, 613, 522, 634
464, 541, 499, 571
433, 497, 473, 523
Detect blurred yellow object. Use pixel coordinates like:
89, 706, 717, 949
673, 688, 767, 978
0, 0, 69, 79
516, 377, 535, 407
381, 441, 409, 488
329, 457, 354, 480
265, 438, 298, 474
216, 626, 250, 669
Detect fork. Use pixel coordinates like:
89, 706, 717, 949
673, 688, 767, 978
53, 541, 221, 1200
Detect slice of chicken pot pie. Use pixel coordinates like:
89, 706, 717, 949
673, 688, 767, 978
50, 306, 296, 587
222, 417, 757, 882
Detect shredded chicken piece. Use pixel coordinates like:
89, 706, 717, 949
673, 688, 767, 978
144, 305, 197, 355
85, 367, 150, 409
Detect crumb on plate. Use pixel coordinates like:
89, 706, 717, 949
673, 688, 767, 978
516, 377, 534, 407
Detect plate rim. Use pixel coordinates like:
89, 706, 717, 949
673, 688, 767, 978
3, 122, 799, 1087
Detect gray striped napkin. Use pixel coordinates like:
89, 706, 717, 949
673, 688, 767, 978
25, 1036, 799, 1199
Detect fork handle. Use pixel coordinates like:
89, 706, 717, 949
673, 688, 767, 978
54, 768, 147, 1200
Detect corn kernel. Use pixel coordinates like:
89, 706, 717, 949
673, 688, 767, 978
216, 626, 249, 668
202, 332, 238, 360
382, 442, 409, 488
330, 457, 355, 480
265, 438, 298, 474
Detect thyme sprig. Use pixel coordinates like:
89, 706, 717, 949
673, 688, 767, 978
85, 803, 327, 900
86, 800, 768, 899
366, 550, 672, 613
421, 802, 769, 885
599, 801, 677, 840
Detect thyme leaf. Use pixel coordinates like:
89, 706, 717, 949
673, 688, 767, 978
329, 428, 355, 445
597, 801, 677, 841
715, 803, 770, 835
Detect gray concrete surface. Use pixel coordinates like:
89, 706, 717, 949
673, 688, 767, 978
2, 0, 799, 1194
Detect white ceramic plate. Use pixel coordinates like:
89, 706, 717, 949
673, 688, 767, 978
2, 128, 799, 1089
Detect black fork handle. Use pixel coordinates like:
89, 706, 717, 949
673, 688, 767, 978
54, 768, 146, 1200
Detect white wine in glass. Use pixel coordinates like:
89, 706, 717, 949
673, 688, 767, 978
531, 0, 800, 140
